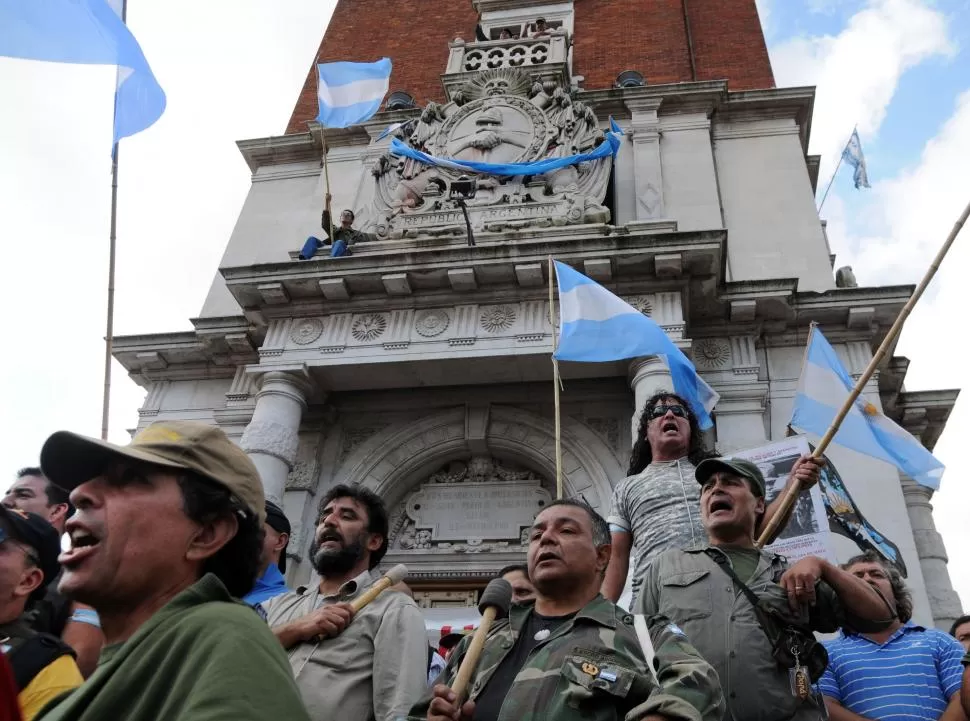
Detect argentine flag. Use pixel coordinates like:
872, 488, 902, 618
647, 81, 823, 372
790, 327, 944, 489
841, 129, 871, 190
0, 0, 166, 146
553, 261, 718, 429
316, 58, 392, 129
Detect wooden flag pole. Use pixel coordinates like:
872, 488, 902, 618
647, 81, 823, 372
548, 256, 563, 498
321, 127, 335, 244
756, 197, 970, 548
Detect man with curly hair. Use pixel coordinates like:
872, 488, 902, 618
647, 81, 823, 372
602, 391, 823, 604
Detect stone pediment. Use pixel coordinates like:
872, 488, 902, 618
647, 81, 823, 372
365, 67, 612, 240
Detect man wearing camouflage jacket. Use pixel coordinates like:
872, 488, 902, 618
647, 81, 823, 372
409, 498, 723, 721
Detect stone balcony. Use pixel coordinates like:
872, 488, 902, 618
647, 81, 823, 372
442, 31, 569, 98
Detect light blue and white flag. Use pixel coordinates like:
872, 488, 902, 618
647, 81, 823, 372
316, 58, 392, 129
790, 326, 944, 489
841, 129, 871, 189
553, 261, 718, 429
389, 130, 621, 178
0, 0, 166, 146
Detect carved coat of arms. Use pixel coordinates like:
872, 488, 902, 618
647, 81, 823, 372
365, 68, 613, 240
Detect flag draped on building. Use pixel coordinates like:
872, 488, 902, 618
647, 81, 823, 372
390, 131, 621, 178
552, 261, 718, 429
316, 58, 392, 128
0, 0, 166, 145
841, 129, 871, 189
790, 326, 944, 489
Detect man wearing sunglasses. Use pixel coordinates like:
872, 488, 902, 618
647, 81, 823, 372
0, 507, 82, 720
603, 392, 823, 605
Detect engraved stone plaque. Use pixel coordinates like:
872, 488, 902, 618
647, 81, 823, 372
406, 481, 551, 542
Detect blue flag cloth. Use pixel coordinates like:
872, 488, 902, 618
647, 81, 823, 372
841, 129, 871, 189
790, 326, 944, 489
389, 130, 621, 178
553, 261, 718, 429
317, 58, 392, 128
0, 0, 166, 146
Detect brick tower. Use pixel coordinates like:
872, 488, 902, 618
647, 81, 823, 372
286, 0, 774, 133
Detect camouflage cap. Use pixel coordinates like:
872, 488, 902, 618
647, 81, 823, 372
694, 457, 766, 498
40, 421, 265, 524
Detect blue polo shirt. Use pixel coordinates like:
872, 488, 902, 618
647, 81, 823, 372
818, 622, 965, 720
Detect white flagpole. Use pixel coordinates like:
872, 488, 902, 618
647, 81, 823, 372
101, 0, 127, 441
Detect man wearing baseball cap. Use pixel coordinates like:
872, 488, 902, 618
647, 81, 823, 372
0, 507, 82, 720
242, 500, 292, 618
635, 457, 894, 721
32, 421, 310, 721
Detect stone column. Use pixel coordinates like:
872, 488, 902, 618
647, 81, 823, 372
628, 357, 673, 444
240, 370, 313, 505
900, 476, 963, 629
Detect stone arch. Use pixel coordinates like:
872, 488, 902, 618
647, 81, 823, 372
334, 404, 623, 514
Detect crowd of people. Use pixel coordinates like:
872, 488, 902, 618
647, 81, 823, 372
1, 393, 968, 721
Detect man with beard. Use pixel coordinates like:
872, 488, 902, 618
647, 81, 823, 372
603, 391, 824, 604
265, 484, 427, 721
411, 499, 723, 721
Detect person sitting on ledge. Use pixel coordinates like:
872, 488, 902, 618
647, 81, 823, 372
299, 193, 377, 260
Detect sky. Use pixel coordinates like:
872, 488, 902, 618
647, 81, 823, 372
2, 1, 970, 607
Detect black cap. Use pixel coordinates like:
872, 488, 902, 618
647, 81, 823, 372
694, 457, 767, 498
439, 631, 472, 650
0, 507, 61, 592
265, 501, 291, 574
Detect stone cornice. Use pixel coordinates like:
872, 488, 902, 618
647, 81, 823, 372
716, 86, 815, 153
221, 226, 725, 320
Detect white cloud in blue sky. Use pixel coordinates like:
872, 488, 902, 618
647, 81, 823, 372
763, 0, 970, 608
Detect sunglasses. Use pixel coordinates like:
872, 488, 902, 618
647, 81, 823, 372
647, 404, 688, 421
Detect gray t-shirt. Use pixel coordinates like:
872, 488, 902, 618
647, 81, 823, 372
607, 457, 705, 603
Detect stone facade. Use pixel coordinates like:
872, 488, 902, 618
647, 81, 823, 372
114, 0, 960, 627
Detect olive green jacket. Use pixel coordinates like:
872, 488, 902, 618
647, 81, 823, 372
407, 594, 723, 721
636, 546, 850, 721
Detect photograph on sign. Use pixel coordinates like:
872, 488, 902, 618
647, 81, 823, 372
729, 436, 835, 563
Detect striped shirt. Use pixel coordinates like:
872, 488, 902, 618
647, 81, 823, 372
818, 622, 965, 720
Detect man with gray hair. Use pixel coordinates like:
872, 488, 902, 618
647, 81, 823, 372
819, 551, 966, 721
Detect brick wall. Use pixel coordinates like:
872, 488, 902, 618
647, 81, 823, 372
285, 0, 477, 134
285, 0, 774, 134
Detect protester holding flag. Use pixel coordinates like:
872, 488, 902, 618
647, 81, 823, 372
601, 391, 825, 605
548, 261, 824, 604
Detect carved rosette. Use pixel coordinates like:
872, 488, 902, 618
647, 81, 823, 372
480, 305, 517, 333
629, 296, 653, 316
414, 309, 451, 338
290, 318, 325, 346
693, 339, 731, 369
351, 313, 389, 342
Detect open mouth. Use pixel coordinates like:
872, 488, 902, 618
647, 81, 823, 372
60, 528, 101, 567
708, 498, 733, 515
661, 420, 679, 434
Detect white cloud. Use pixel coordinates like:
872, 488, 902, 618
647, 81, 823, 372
0, 1, 336, 463
766, 0, 970, 607
769, 0, 953, 175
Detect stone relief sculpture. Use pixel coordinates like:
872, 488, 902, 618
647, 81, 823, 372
366, 67, 612, 240
387, 455, 551, 553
